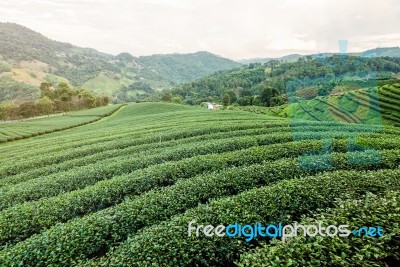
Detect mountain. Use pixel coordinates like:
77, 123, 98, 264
172, 54, 400, 105
239, 54, 304, 64
0, 22, 241, 102
239, 47, 400, 64
361, 47, 400, 57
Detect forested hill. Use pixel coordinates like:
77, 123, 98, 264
0, 22, 241, 102
171, 55, 400, 105
239, 47, 400, 64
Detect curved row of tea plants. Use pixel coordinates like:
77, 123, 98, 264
0, 125, 290, 187
2, 149, 399, 266
84, 168, 400, 267
0, 120, 283, 177
0, 105, 123, 143
1, 102, 399, 267
238, 190, 400, 267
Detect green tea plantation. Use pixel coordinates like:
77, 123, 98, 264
0, 102, 399, 266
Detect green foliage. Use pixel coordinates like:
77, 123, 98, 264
0, 102, 399, 266
1, 82, 110, 120
172, 96, 183, 104
222, 93, 231, 106
285, 82, 400, 126
0, 105, 122, 143
86, 168, 400, 267
36, 97, 55, 115
259, 85, 279, 106
161, 91, 172, 102
172, 55, 400, 106
239, 190, 400, 267
0, 76, 39, 103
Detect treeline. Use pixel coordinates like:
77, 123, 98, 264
113, 82, 156, 103
0, 82, 109, 120
170, 55, 400, 107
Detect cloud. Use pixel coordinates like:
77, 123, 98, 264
0, 0, 398, 59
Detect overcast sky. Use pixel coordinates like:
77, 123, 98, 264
0, 0, 399, 60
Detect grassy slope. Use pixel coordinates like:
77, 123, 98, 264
82, 73, 126, 95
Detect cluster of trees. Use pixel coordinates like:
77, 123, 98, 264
113, 82, 155, 103
160, 91, 183, 104
169, 55, 400, 107
220, 85, 284, 107
133, 90, 183, 104
0, 82, 109, 120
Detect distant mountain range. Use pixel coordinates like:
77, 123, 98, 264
0, 22, 241, 102
239, 47, 400, 64
1, 22, 399, 104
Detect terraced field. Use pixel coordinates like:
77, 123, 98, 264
0, 105, 123, 143
227, 83, 400, 127
0, 102, 399, 266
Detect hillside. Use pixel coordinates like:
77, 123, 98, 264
0, 102, 399, 266
0, 22, 241, 102
286, 82, 400, 126
172, 55, 400, 105
239, 47, 400, 64
230, 83, 400, 127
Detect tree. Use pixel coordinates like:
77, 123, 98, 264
237, 96, 254, 106
40, 82, 53, 98
18, 101, 37, 118
226, 90, 237, 103
260, 86, 279, 107
222, 93, 231, 106
161, 91, 172, 102
172, 96, 183, 104
240, 88, 253, 97
79, 91, 96, 108
96, 96, 109, 106
0, 103, 14, 120
56, 82, 73, 101
270, 95, 286, 106
36, 97, 55, 116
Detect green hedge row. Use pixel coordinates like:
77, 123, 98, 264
87, 168, 400, 267
1, 128, 382, 209
3, 118, 395, 175
3, 116, 397, 168
3, 119, 379, 176
0, 121, 281, 177
0, 131, 299, 209
0, 104, 124, 144
239, 190, 400, 267
0, 112, 275, 155
0, 140, 324, 247
2, 150, 400, 266
5, 121, 393, 188
0, 125, 285, 188
379, 87, 400, 102
353, 91, 400, 113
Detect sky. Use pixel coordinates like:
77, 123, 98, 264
0, 0, 399, 60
